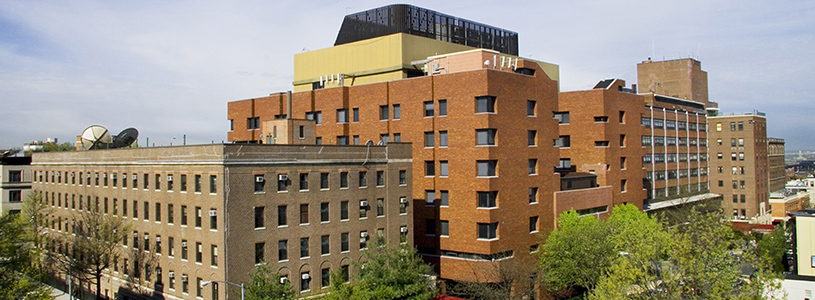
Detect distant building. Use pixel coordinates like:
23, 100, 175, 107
783, 209, 815, 297
33, 143, 412, 299
768, 138, 786, 192
1, 156, 32, 216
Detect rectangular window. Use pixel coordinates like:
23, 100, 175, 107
247, 117, 260, 130
143, 173, 148, 189
254, 207, 265, 229
477, 223, 498, 240
376, 198, 384, 217
360, 201, 368, 218
155, 203, 161, 222
475, 96, 496, 113
380, 105, 389, 120
477, 191, 497, 208
340, 201, 349, 220
211, 245, 218, 266
322, 268, 330, 288
594, 116, 609, 123
554, 136, 570, 147
320, 173, 329, 190
337, 136, 349, 145
393, 133, 401, 142
9, 190, 21, 203
278, 240, 288, 261
155, 174, 161, 190
341, 233, 349, 252
527, 100, 536, 116
393, 104, 400, 119
195, 207, 202, 228
376, 170, 384, 186
426, 219, 436, 236
299, 173, 308, 191
320, 203, 329, 222
620, 134, 626, 147
476, 129, 496, 146
300, 237, 309, 258
426, 190, 436, 205
399, 170, 406, 185
337, 109, 349, 123
8, 170, 21, 182
425, 161, 435, 177
359, 171, 367, 187
529, 216, 539, 233
180, 174, 187, 191
209, 209, 217, 230
440, 161, 449, 177
527, 130, 538, 146
528, 159, 537, 175
300, 204, 309, 224
424, 101, 434, 117
277, 174, 287, 192
340, 172, 348, 188
529, 187, 538, 203
181, 239, 188, 260
278, 205, 287, 226
554, 112, 570, 124
209, 175, 217, 193
439, 99, 447, 116
353, 108, 359, 122
300, 271, 310, 292
195, 175, 201, 192
255, 242, 264, 264
168, 237, 174, 257
424, 131, 434, 147
144, 202, 150, 220
195, 242, 202, 263
595, 141, 610, 147
738, 121, 744, 130
439, 131, 448, 147
440, 221, 449, 237
477, 160, 497, 177
321, 235, 330, 255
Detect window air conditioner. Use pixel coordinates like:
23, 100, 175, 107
167, 175, 173, 180
255, 176, 265, 183
209, 210, 217, 216
400, 227, 408, 233
399, 198, 408, 204
132, 174, 137, 180
168, 271, 175, 278
279, 277, 288, 284
181, 241, 188, 247
360, 232, 368, 238
360, 201, 368, 207
181, 276, 188, 282
155, 236, 161, 242
87, 174, 91, 179
111, 174, 116, 179
278, 174, 288, 181
301, 273, 310, 280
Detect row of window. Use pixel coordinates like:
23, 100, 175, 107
253, 199, 408, 229
37, 171, 216, 194
716, 166, 747, 175
642, 136, 708, 146
425, 217, 538, 238
44, 194, 217, 230
715, 152, 746, 161
717, 180, 747, 189
253, 170, 405, 193
715, 121, 746, 132
254, 229, 402, 264
645, 168, 708, 181
641, 117, 705, 131
643, 153, 708, 163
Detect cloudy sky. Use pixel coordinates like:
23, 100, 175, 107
1, 1, 813, 150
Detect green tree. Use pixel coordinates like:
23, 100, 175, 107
0, 213, 52, 299
755, 225, 788, 273
244, 262, 294, 300
322, 241, 435, 300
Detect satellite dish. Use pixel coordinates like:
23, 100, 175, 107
80, 125, 112, 150
111, 128, 139, 148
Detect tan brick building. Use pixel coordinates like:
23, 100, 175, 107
768, 138, 786, 193
32, 143, 411, 299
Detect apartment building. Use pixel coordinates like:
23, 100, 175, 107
32, 143, 412, 299
1, 156, 32, 215
769, 138, 786, 193
708, 114, 769, 220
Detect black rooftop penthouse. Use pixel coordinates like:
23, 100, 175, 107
334, 4, 519, 55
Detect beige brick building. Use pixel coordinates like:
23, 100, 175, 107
32, 143, 412, 299
1, 156, 32, 216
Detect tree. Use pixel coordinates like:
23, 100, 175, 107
56, 209, 130, 300
244, 262, 294, 300
447, 256, 539, 300
0, 213, 52, 299
755, 225, 789, 273
322, 241, 435, 300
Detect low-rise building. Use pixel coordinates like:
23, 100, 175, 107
1, 155, 32, 216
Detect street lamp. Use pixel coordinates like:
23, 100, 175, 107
201, 280, 244, 300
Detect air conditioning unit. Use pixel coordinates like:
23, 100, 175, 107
400, 227, 408, 233
255, 176, 265, 183
132, 174, 137, 180
87, 174, 91, 179
360, 232, 368, 238
360, 201, 368, 207
279, 277, 288, 284
168, 271, 175, 278
181, 241, 188, 247
155, 236, 161, 242
133, 232, 138, 237
278, 174, 288, 181
301, 273, 310, 280
181, 275, 188, 282
399, 198, 408, 204
111, 174, 116, 179
167, 175, 173, 181
209, 210, 217, 216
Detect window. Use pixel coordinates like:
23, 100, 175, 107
732, 195, 738, 203
380, 105, 389, 120
741, 195, 746, 203
353, 135, 359, 145
247, 117, 260, 130
144, 202, 150, 220
255, 242, 264, 264
254, 207, 265, 229
180, 174, 187, 191
424, 131, 434, 147
9, 190, 21, 202
731, 138, 737, 147
277, 174, 287, 192
299, 173, 308, 191
730, 122, 736, 131
426, 219, 436, 236
477, 191, 497, 208
393, 104, 400, 119
320, 173, 329, 189
439, 99, 447, 116
425, 161, 435, 177
393, 133, 401, 142
379, 134, 388, 144
424, 101, 434, 117
595, 141, 610, 147
653, 119, 664, 129
440, 191, 448, 206
738, 138, 744, 146
8, 170, 21, 182
211, 245, 218, 266
299, 126, 305, 138
300, 237, 309, 258
529, 187, 538, 203
209, 175, 216, 193
716, 123, 722, 131
399, 170, 406, 185
731, 153, 737, 161
195, 175, 201, 192
620, 134, 626, 147
306, 111, 322, 124
359, 171, 367, 187
554, 135, 570, 147
425, 190, 435, 205
527, 100, 536, 116
337, 135, 349, 145
554, 112, 570, 124
155, 203, 161, 222
337, 109, 349, 123
475, 96, 496, 113
476, 129, 496, 146
376, 171, 384, 186
278, 240, 288, 261
528, 130, 537, 146
376, 199, 384, 217
340, 172, 348, 188
300, 271, 311, 292
619, 111, 625, 123
739, 153, 745, 160
738, 122, 744, 130
322, 268, 330, 288
320, 235, 330, 255
528, 159, 537, 175
529, 216, 539, 233
195, 207, 202, 228
477, 223, 498, 240
195, 242, 202, 263
439, 131, 448, 147
440, 161, 449, 177
168, 237, 174, 257
477, 160, 497, 177
300, 204, 309, 224
341, 201, 349, 220
352, 108, 359, 122
621, 179, 627, 192
320, 203, 329, 222
341, 233, 349, 252
594, 116, 609, 123
278, 205, 287, 226
154, 174, 161, 190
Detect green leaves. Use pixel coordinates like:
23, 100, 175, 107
244, 262, 295, 300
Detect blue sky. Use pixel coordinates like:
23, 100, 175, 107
1, 1, 814, 150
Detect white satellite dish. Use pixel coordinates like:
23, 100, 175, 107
80, 125, 112, 150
